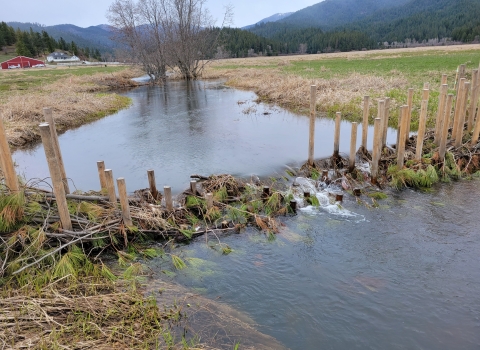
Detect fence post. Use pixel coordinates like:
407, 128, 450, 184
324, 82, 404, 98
117, 178, 133, 227
452, 78, 466, 139
361, 96, 370, 149
104, 169, 117, 203
308, 85, 316, 166
371, 118, 381, 181
454, 81, 471, 147
0, 117, 19, 192
164, 186, 173, 211
434, 84, 448, 144
439, 94, 454, 159
405, 88, 414, 142
97, 161, 107, 190
382, 97, 390, 148
415, 98, 429, 161
333, 112, 341, 157
377, 100, 385, 150
147, 169, 159, 199
397, 106, 408, 168
38, 123, 72, 230
349, 122, 358, 172
43, 107, 69, 194
467, 69, 478, 131
205, 193, 213, 210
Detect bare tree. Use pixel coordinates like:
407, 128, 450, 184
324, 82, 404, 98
108, 0, 232, 81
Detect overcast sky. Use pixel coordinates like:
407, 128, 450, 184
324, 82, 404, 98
3, 0, 320, 28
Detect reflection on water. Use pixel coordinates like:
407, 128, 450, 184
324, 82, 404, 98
13, 80, 395, 193
156, 180, 480, 349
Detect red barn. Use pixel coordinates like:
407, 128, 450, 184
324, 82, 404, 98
1, 56, 45, 69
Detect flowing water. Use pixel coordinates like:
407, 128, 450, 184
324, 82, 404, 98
13, 81, 480, 349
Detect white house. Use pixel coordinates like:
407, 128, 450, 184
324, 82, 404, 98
47, 52, 81, 62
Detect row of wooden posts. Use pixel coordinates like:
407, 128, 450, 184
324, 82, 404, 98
307, 63, 480, 179
0, 64, 478, 231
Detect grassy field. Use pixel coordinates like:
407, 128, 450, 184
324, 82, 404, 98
205, 44, 480, 130
0, 65, 142, 147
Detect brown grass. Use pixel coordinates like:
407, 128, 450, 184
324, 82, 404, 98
0, 67, 143, 148
203, 67, 407, 116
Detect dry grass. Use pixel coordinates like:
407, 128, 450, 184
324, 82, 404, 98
203, 67, 407, 117
0, 67, 143, 148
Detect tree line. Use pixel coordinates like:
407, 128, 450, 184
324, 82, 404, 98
0, 22, 102, 60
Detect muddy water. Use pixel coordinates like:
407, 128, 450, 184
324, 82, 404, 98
154, 179, 480, 349
13, 80, 394, 193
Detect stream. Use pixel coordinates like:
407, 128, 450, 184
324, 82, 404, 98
13, 80, 480, 349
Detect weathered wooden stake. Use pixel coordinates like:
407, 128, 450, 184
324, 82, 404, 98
456, 64, 466, 95
0, 117, 19, 192
97, 161, 107, 190
415, 99, 429, 161
147, 169, 158, 199
382, 98, 390, 148
43, 107, 69, 194
397, 106, 408, 168
371, 118, 382, 180
441, 74, 448, 85
471, 100, 480, 145
434, 84, 448, 144
423, 82, 430, 90
308, 85, 316, 166
377, 100, 385, 149
454, 81, 471, 147
349, 122, 358, 172
422, 87, 430, 101
452, 79, 466, 141
117, 177, 133, 227
439, 94, 454, 159
361, 95, 370, 149
405, 88, 414, 142
164, 186, 173, 211
38, 123, 72, 230
190, 180, 197, 195
467, 69, 478, 131
104, 169, 117, 203
205, 193, 213, 209
396, 111, 402, 150
333, 112, 341, 157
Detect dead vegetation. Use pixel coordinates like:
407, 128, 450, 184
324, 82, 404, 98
0, 66, 143, 148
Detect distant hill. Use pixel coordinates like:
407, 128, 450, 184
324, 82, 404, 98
242, 13, 293, 29
7, 22, 115, 53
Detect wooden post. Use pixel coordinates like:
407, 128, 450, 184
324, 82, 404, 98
97, 161, 107, 190
164, 186, 173, 211
382, 98, 390, 148
104, 169, 117, 203
377, 100, 385, 150
361, 95, 370, 149
371, 118, 382, 180
117, 177, 133, 227
289, 200, 297, 213
422, 87, 430, 102
405, 88, 414, 142
415, 99, 429, 161
333, 112, 341, 157
452, 78, 466, 140
190, 180, 197, 195
205, 193, 213, 209
396, 111, 402, 150
147, 169, 158, 199
308, 85, 316, 166
467, 69, 478, 131
434, 84, 448, 144
454, 81, 471, 147
349, 122, 358, 172
456, 64, 466, 95
0, 117, 19, 192
423, 82, 430, 90
43, 107, 69, 194
471, 99, 480, 145
38, 123, 72, 230
439, 94, 454, 159
397, 106, 408, 168
441, 74, 447, 85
